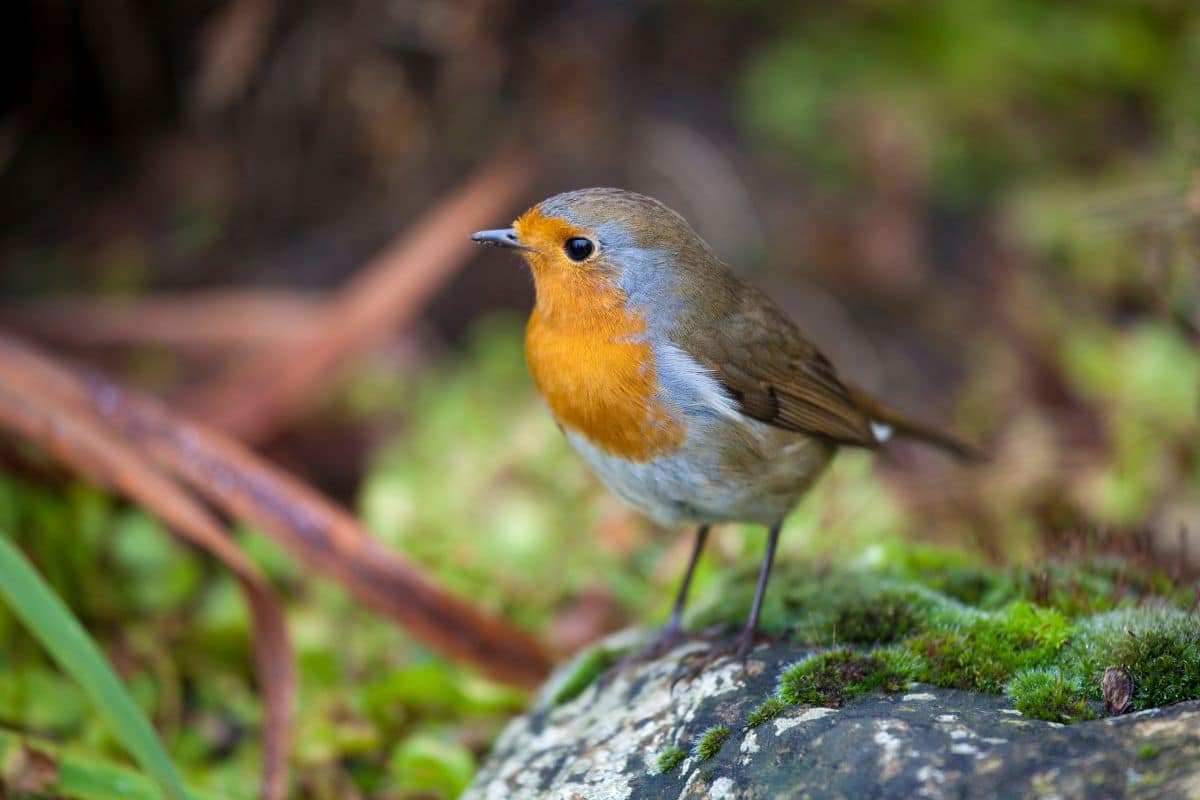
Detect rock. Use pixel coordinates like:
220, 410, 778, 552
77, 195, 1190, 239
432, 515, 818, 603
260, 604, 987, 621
464, 635, 1200, 800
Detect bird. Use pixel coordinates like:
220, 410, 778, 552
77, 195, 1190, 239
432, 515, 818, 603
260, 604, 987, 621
471, 188, 979, 669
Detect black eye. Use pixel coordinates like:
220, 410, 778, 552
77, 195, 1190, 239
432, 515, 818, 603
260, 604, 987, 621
563, 237, 594, 262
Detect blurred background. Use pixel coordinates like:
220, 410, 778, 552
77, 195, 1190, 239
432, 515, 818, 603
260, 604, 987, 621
1, 0, 1198, 797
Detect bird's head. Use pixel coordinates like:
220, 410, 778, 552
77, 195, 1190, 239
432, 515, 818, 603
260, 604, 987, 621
472, 188, 722, 318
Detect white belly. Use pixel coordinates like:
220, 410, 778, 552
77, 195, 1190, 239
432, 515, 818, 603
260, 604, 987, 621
563, 420, 834, 527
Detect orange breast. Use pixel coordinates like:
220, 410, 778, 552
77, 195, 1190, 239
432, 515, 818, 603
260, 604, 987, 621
524, 271, 683, 462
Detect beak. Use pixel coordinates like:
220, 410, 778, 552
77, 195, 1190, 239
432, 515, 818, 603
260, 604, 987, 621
470, 228, 530, 251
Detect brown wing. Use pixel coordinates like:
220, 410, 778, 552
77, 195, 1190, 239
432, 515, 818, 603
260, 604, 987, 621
687, 287, 880, 448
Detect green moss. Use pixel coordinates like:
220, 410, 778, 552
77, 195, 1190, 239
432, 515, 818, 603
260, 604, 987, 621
1007, 667, 1095, 723
905, 602, 1071, 693
795, 580, 950, 646
692, 726, 730, 761
980, 560, 1191, 618
732, 555, 1199, 733
656, 745, 686, 773
729, 564, 957, 646
552, 646, 624, 706
1067, 608, 1200, 710
866, 541, 1001, 606
689, 547, 1198, 733
1137, 744, 1161, 761
746, 696, 788, 727
779, 648, 911, 707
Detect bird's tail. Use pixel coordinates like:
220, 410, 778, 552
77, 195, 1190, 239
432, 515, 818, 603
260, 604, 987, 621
847, 384, 985, 462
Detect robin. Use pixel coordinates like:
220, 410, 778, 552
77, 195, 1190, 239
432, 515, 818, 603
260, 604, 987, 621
472, 188, 978, 666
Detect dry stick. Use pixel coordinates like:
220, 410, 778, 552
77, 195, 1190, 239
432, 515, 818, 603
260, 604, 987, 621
191, 0, 277, 112
180, 152, 537, 444
0, 291, 325, 351
0, 355, 293, 800
0, 333, 551, 687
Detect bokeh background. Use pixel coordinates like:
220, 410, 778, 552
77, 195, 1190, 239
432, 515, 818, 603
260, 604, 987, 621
1, 1, 1198, 797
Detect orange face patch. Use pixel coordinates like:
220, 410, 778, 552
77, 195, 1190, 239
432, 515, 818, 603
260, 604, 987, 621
511, 207, 588, 284
516, 208, 683, 462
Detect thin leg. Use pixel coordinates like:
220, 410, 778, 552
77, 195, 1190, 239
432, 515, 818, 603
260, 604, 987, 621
664, 525, 710, 632
596, 526, 714, 685
733, 521, 782, 658
672, 521, 785, 685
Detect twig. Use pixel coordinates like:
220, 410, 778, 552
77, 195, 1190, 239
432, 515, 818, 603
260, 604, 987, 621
0, 291, 325, 351
0, 332, 552, 687
0, 339, 294, 800
179, 150, 536, 443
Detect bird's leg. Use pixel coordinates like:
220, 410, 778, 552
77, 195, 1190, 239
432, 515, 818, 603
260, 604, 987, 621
592, 526, 711, 689
672, 521, 782, 684
730, 521, 781, 659
638, 525, 710, 658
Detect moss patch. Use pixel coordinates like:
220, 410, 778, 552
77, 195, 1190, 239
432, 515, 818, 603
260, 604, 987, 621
656, 746, 686, 773
903, 601, 1071, 694
746, 696, 788, 727
779, 649, 910, 707
1067, 608, 1200, 710
1137, 744, 1161, 761
1006, 667, 1096, 722
692, 726, 729, 761
698, 553, 1199, 730
552, 646, 624, 706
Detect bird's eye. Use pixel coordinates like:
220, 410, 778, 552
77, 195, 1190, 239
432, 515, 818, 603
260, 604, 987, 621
563, 237, 594, 262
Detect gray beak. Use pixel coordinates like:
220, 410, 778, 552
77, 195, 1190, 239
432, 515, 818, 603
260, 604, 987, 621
470, 228, 529, 250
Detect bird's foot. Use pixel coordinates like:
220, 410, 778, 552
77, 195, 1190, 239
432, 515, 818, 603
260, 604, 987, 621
594, 623, 696, 690
635, 623, 694, 662
670, 626, 762, 688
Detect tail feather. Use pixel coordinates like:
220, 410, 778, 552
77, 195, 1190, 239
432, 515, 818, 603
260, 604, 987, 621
847, 384, 985, 462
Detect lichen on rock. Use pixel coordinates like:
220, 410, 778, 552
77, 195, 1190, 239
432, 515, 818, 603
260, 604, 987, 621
465, 550, 1200, 799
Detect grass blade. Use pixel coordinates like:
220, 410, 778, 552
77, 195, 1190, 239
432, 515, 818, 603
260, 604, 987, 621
0, 533, 190, 800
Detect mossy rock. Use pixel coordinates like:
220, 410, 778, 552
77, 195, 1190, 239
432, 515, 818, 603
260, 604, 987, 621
683, 557, 1199, 722
466, 637, 1200, 799
468, 555, 1200, 798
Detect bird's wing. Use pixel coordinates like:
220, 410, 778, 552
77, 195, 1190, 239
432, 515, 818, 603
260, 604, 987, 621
683, 286, 880, 447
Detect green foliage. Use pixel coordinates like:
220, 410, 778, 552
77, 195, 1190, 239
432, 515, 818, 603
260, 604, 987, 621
1006, 667, 1095, 723
388, 733, 476, 798
691, 726, 730, 761
0, 730, 220, 800
552, 646, 624, 706
778, 649, 910, 707
0, 533, 189, 800
357, 316, 654, 631
0, 459, 524, 798
655, 746, 686, 774
740, 1, 1200, 201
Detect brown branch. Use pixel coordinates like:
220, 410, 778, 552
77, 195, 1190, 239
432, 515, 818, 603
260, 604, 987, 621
0, 341, 294, 800
179, 151, 537, 444
0, 332, 552, 687
191, 0, 277, 113
0, 291, 325, 352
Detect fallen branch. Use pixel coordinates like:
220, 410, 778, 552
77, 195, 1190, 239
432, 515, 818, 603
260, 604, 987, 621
0, 340, 293, 800
0, 291, 325, 352
0, 332, 551, 687
179, 151, 536, 443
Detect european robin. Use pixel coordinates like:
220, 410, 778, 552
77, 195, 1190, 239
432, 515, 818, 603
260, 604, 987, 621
472, 188, 978, 666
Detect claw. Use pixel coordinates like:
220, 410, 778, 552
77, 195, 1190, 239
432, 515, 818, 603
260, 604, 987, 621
593, 624, 697, 691
669, 627, 764, 689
